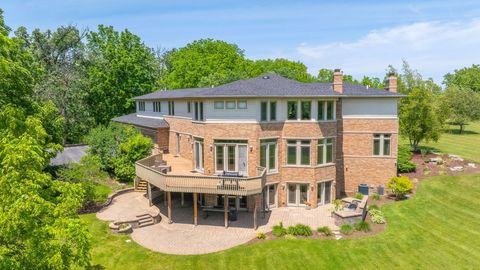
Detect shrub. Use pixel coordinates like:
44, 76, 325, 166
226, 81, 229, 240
354, 221, 371, 232
287, 224, 313, 236
397, 145, 416, 172
370, 209, 386, 224
113, 133, 153, 182
371, 193, 381, 201
368, 204, 379, 211
317, 226, 332, 236
354, 193, 364, 200
340, 224, 354, 235
387, 176, 414, 199
256, 232, 266, 239
272, 222, 287, 237
284, 234, 296, 240
333, 199, 343, 211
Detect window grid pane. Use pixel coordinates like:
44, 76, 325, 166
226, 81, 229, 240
318, 101, 325, 120
269, 143, 276, 170
261, 102, 268, 121
214, 101, 224, 109
260, 144, 267, 167
287, 146, 297, 165
226, 101, 236, 109
270, 102, 277, 121
237, 100, 247, 109
326, 101, 334, 120
287, 101, 297, 120
317, 144, 324, 164
383, 138, 391, 156
301, 101, 311, 120
300, 146, 310, 165
216, 146, 224, 170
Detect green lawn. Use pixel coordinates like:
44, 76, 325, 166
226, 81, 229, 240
82, 173, 480, 270
419, 121, 480, 162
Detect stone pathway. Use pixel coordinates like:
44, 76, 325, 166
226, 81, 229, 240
98, 191, 337, 255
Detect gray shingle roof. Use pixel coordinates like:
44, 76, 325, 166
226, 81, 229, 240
134, 74, 403, 100
50, 145, 88, 166
112, 113, 169, 128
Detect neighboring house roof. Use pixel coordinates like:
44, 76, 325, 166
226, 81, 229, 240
50, 145, 88, 166
112, 113, 170, 128
134, 74, 403, 100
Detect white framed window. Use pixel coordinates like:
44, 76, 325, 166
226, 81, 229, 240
214, 101, 225, 109
168, 101, 175, 115
138, 101, 145, 112
373, 134, 391, 156
153, 101, 161, 112
260, 139, 277, 173
317, 138, 334, 165
225, 101, 236, 109
214, 140, 248, 175
237, 100, 247, 109
260, 101, 268, 121
286, 140, 311, 166
194, 101, 204, 121
318, 100, 336, 121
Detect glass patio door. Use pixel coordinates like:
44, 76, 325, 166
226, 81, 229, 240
287, 183, 309, 207
264, 184, 277, 209
317, 181, 332, 205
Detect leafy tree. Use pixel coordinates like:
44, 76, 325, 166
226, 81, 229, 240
444, 64, 480, 92
86, 25, 159, 125
399, 86, 442, 150
0, 10, 35, 110
360, 76, 384, 89
85, 123, 138, 171
113, 134, 153, 182
397, 145, 416, 172
0, 105, 91, 269
249, 58, 317, 82
164, 39, 249, 88
21, 25, 94, 143
440, 86, 480, 133
316, 68, 359, 84
387, 176, 414, 199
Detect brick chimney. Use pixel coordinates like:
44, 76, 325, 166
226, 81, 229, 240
385, 72, 397, 93
333, 68, 343, 94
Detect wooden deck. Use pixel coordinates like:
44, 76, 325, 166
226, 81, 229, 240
162, 154, 202, 176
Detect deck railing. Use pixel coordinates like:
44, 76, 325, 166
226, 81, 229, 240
135, 154, 267, 196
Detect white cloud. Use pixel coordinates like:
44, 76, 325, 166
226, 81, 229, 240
296, 19, 480, 84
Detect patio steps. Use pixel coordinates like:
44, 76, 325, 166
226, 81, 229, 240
136, 213, 155, 228
135, 180, 148, 192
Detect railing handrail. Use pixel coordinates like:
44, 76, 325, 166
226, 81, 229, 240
136, 154, 266, 181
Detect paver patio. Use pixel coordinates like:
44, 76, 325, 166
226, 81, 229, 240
97, 191, 337, 254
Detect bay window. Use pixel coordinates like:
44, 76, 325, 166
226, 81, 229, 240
317, 138, 334, 165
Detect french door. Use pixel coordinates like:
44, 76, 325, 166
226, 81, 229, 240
287, 183, 309, 207
215, 143, 248, 176
317, 181, 332, 205
194, 139, 204, 171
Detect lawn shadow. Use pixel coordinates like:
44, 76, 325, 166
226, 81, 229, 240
444, 128, 479, 135
86, 264, 105, 270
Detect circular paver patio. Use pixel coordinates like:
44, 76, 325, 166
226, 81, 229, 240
97, 191, 336, 254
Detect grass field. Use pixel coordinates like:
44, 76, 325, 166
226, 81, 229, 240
82, 173, 480, 270
419, 121, 480, 162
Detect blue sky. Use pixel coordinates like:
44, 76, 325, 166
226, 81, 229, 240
3, 0, 480, 84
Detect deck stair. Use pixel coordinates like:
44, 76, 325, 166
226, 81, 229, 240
135, 180, 148, 192
136, 213, 155, 228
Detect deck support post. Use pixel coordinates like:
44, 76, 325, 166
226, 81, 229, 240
253, 196, 257, 230
164, 190, 167, 206
147, 182, 152, 207
181, 192, 184, 207
193, 193, 198, 226
224, 195, 229, 228
167, 191, 172, 224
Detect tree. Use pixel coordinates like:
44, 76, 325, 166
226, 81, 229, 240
444, 64, 480, 92
316, 68, 359, 84
86, 25, 159, 125
113, 134, 153, 182
84, 123, 138, 171
21, 25, 94, 143
399, 86, 442, 150
440, 86, 480, 133
0, 105, 91, 269
0, 9, 35, 111
249, 58, 317, 82
360, 76, 384, 89
164, 39, 249, 88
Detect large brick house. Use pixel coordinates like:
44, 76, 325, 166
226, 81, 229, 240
113, 69, 401, 227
